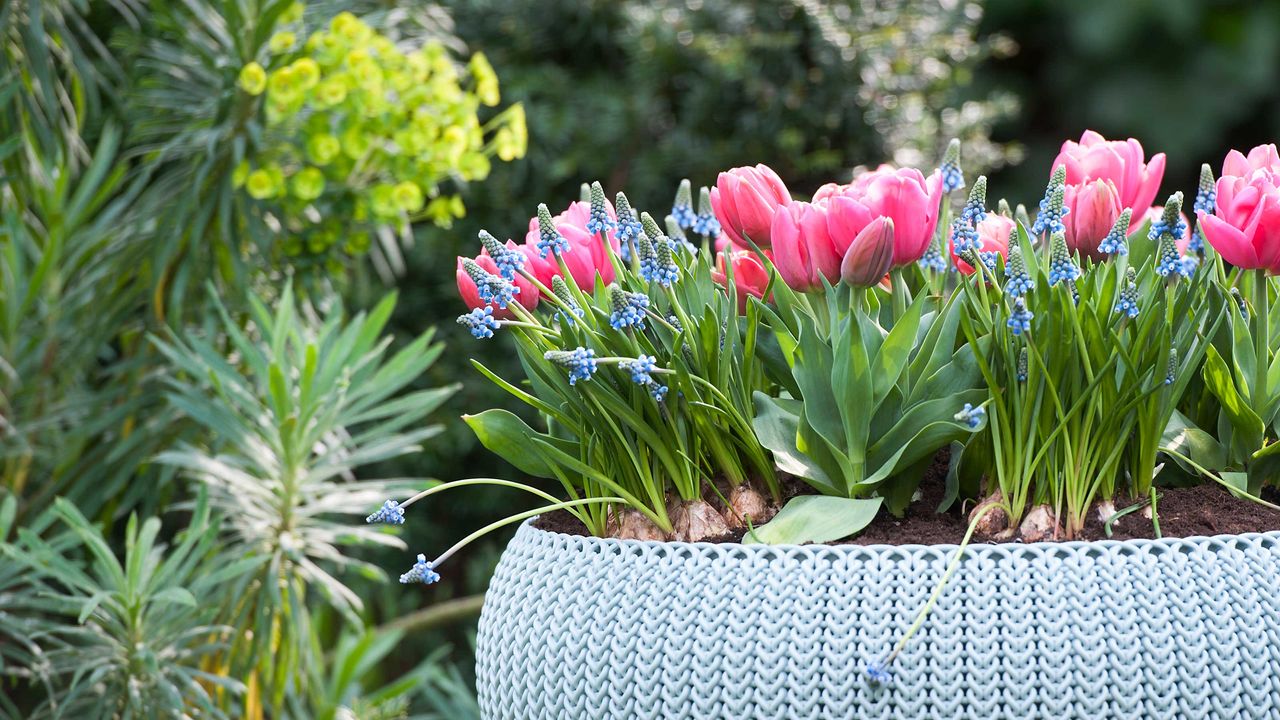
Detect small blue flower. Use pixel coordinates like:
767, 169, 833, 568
457, 307, 500, 339
609, 285, 650, 330
694, 186, 721, 238
1155, 234, 1187, 279
1047, 233, 1080, 287
399, 554, 440, 585
954, 403, 986, 430
959, 176, 988, 226
1165, 348, 1178, 386
614, 192, 644, 251
587, 182, 616, 237
865, 659, 893, 685
1114, 284, 1139, 319
1097, 209, 1132, 256
1148, 217, 1187, 245
620, 355, 658, 385
1188, 229, 1205, 255
979, 251, 999, 272
367, 499, 405, 525
648, 383, 669, 402
918, 242, 947, 272
641, 237, 680, 287
1007, 297, 1033, 336
1017, 347, 1028, 382
1004, 245, 1034, 298
672, 179, 697, 229
950, 217, 982, 257
479, 230, 525, 280
940, 138, 965, 194
536, 204, 571, 258
545, 347, 599, 385
1032, 168, 1069, 237
461, 259, 521, 309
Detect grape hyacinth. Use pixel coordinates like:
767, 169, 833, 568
1189, 164, 1215, 255
864, 660, 893, 685
458, 306, 501, 339
940, 138, 965, 194
399, 554, 440, 585
950, 217, 982, 256
608, 284, 650, 330
918, 238, 948, 272
693, 186, 721, 238
1148, 192, 1186, 243
1114, 278, 1140, 319
1032, 166, 1069, 237
1007, 296, 1033, 335
614, 192, 644, 260
645, 237, 680, 286
1155, 232, 1188, 279
960, 176, 988, 225
619, 355, 669, 401
1004, 243, 1034, 297
665, 215, 696, 252
1231, 287, 1248, 320
479, 230, 524, 279
671, 178, 697, 229
551, 276, 584, 325
1017, 346, 1028, 382
366, 499, 405, 525
462, 258, 520, 308
536, 203, 570, 258
1047, 232, 1080, 286
1165, 348, 1178, 386
587, 181, 615, 236
1097, 208, 1132, 256
954, 403, 986, 430
545, 347, 599, 385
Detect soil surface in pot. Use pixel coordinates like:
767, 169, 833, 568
534, 450, 1280, 544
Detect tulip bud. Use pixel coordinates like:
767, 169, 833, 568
841, 217, 895, 288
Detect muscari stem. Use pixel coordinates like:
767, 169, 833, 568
399, 478, 564, 511
431, 497, 625, 568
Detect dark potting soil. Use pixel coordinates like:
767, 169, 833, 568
533, 449, 1280, 545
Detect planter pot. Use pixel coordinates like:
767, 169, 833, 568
476, 519, 1280, 719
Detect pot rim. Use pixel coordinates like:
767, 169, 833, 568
517, 516, 1280, 555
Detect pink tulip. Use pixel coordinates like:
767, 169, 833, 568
712, 249, 772, 311
771, 200, 839, 291
456, 251, 540, 319
1062, 179, 1123, 260
1051, 130, 1166, 246
951, 214, 1014, 275
1222, 143, 1280, 177
710, 165, 791, 248
840, 217, 895, 288
1198, 150, 1280, 273
811, 166, 943, 267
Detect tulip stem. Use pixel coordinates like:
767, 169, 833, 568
890, 268, 910, 323
1254, 269, 1269, 421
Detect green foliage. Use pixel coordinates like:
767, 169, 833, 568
153, 285, 455, 710
3, 494, 252, 719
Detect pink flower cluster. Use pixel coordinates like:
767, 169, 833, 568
1052, 130, 1166, 261
1199, 144, 1280, 273
456, 201, 620, 317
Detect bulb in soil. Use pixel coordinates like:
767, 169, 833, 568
724, 485, 775, 529
610, 509, 669, 541
1095, 499, 1117, 527
671, 499, 732, 542
1018, 504, 1059, 542
968, 490, 1009, 538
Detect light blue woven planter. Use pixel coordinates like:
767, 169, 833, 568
476, 519, 1280, 719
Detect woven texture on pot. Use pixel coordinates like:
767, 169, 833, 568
476, 520, 1280, 719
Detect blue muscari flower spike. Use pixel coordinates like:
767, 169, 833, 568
1190, 164, 1215, 255
950, 217, 981, 257
1149, 192, 1186, 243
1017, 347, 1028, 382
1032, 166, 1069, 237
614, 192, 643, 249
960, 176, 988, 225
940, 139, 964, 194
479, 230, 524, 280
865, 659, 893, 685
545, 347, 598, 385
1154, 233, 1186, 279
638, 213, 680, 286
619, 355, 669, 401
918, 239, 947, 272
693, 186, 721, 238
1114, 280, 1139, 320
1179, 255, 1199, 277
367, 499, 405, 525
1165, 348, 1178, 386
979, 251, 999, 271
462, 258, 520, 309
672, 179, 697, 229
1004, 242, 1034, 298
587, 181, 616, 236
457, 306, 500, 339
399, 554, 440, 584
1097, 208, 1132, 256
954, 403, 986, 430
1047, 232, 1080, 286
608, 284, 650, 330
550, 276, 584, 325
1231, 287, 1248, 320
1007, 296, 1033, 335
665, 215, 696, 252
536, 203, 570, 258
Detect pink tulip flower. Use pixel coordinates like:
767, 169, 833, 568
1051, 130, 1166, 258
523, 201, 618, 289
712, 249, 772, 311
710, 164, 791, 248
771, 200, 839, 291
456, 250, 541, 319
951, 214, 1014, 275
811, 166, 944, 267
1198, 147, 1280, 272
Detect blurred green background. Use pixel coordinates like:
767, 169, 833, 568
5, 0, 1280, 716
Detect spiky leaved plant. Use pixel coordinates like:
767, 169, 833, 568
154, 285, 455, 714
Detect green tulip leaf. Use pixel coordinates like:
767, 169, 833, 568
752, 392, 840, 495
463, 409, 557, 478
743, 495, 883, 545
